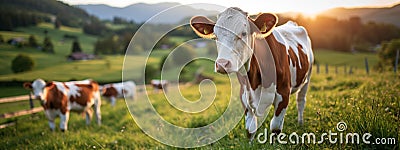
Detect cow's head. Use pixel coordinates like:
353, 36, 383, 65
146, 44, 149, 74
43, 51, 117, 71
23, 79, 53, 100
190, 7, 278, 74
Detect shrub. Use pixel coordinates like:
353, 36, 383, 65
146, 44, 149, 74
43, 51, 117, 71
11, 54, 35, 73
71, 39, 82, 53
144, 64, 159, 84
377, 39, 400, 71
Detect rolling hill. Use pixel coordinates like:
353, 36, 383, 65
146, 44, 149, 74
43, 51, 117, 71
319, 3, 400, 27
76, 2, 219, 24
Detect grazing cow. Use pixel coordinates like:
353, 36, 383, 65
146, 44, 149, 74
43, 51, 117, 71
190, 7, 313, 140
101, 81, 136, 106
150, 80, 168, 93
23, 79, 101, 131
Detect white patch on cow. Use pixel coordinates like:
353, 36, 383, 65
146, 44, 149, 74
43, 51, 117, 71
241, 85, 249, 109
254, 83, 276, 117
214, 8, 252, 72
45, 109, 58, 130
245, 110, 257, 134
272, 21, 312, 69
270, 108, 286, 131
64, 83, 81, 99
69, 101, 86, 111
289, 59, 297, 87
59, 111, 70, 130
270, 93, 287, 131
53, 82, 68, 96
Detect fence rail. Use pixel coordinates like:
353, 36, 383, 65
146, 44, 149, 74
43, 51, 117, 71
0, 95, 30, 104
0, 107, 43, 119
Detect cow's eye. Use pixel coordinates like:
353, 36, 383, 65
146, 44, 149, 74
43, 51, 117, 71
241, 32, 247, 37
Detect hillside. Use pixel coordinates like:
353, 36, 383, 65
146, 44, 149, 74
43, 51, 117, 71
0, 0, 91, 27
77, 2, 219, 24
319, 3, 400, 26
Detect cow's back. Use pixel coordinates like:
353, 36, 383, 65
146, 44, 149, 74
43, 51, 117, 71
65, 80, 99, 111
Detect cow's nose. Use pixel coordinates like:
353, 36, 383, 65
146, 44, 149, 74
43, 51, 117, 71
216, 59, 231, 74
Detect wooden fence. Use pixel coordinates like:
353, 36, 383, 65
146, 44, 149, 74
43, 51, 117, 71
0, 93, 42, 129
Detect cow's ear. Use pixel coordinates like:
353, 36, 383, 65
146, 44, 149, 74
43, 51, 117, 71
23, 82, 32, 90
190, 16, 216, 39
252, 13, 278, 39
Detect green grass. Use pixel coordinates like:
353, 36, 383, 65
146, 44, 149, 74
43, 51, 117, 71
0, 72, 398, 149
314, 49, 378, 68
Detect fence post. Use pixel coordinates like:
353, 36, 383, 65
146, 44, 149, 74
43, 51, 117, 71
349, 66, 353, 74
365, 57, 369, 75
335, 66, 338, 74
29, 92, 34, 109
325, 64, 329, 74
316, 63, 320, 74
395, 49, 399, 73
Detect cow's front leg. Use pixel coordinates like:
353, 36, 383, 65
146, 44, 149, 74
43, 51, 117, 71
59, 111, 70, 132
270, 93, 289, 135
245, 109, 257, 140
110, 96, 116, 106
85, 108, 93, 125
45, 109, 57, 131
240, 87, 257, 141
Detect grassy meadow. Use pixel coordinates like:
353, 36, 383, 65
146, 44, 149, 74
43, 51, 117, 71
0, 70, 398, 149
0, 23, 398, 149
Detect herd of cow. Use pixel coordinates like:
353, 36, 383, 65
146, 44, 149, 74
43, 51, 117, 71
21, 7, 313, 142
22, 79, 168, 131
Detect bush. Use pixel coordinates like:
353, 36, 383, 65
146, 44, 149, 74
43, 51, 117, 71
42, 36, 54, 53
71, 39, 82, 53
144, 64, 159, 84
11, 54, 35, 73
28, 35, 38, 47
377, 39, 400, 71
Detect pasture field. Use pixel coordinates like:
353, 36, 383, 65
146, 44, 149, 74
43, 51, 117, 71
0, 70, 398, 149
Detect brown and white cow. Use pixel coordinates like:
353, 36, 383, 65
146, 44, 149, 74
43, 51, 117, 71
101, 81, 136, 106
190, 7, 313, 140
23, 79, 102, 131
150, 79, 168, 93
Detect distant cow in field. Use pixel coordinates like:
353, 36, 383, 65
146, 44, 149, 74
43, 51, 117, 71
190, 7, 313, 140
194, 73, 214, 84
150, 80, 168, 93
101, 81, 136, 106
23, 79, 101, 131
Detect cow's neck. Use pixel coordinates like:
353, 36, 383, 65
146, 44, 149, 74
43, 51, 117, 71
242, 32, 276, 91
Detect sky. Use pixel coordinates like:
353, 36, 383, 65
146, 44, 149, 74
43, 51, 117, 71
60, 0, 400, 15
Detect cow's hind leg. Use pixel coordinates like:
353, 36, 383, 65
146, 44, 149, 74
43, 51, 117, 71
296, 81, 309, 125
245, 109, 257, 141
94, 92, 102, 125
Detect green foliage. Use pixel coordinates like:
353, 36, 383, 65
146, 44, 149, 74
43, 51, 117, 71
71, 39, 82, 53
144, 64, 159, 84
0, 34, 4, 44
11, 54, 35, 73
172, 44, 195, 65
377, 39, 400, 70
54, 18, 61, 29
0, 0, 91, 28
42, 36, 54, 53
28, 35, 38, 47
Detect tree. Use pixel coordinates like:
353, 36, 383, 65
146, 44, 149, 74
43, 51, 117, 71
71, 39, 82, 53
42, 36, 54, 53
377, 39, 400, 71
54, 18, 61, 29
28, 35, 38, 47
11, 54, 35, 73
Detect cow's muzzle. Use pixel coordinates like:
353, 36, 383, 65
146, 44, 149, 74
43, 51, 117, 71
215, 59, 232, 74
